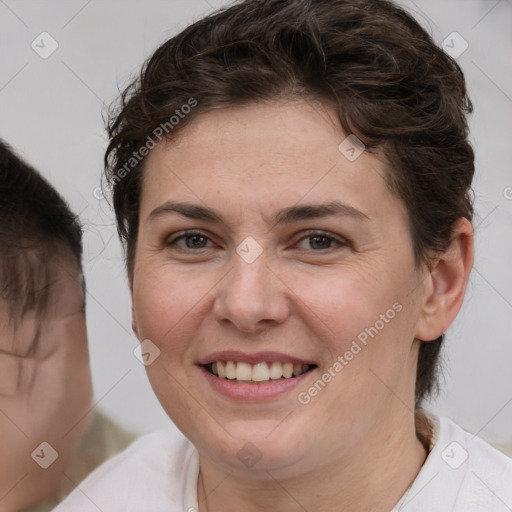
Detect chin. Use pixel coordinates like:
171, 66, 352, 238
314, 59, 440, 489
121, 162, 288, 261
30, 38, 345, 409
189, 417, 314, 475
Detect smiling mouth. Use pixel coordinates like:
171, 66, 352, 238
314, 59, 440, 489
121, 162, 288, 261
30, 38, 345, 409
204, 361, 317, 383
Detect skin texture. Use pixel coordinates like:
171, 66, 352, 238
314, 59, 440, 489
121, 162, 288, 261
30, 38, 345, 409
131, 99, 474, 512
0, 257, 93, 512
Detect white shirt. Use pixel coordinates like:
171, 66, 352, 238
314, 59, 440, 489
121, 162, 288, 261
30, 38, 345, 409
53, 413, 512, 512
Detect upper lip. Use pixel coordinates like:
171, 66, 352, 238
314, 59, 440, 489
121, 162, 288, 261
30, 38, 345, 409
198, 350, 317, 366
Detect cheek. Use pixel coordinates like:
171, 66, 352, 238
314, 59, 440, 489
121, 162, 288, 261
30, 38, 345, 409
0, 398, 30, 475
0, 353, 21, 395
30, 323, 92, 431
289, 263, 418, 398
286, 263, 398, 340
133, 263, 216, 349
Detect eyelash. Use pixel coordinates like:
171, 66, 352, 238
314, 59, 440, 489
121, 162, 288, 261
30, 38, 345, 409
165, 230, 347, 253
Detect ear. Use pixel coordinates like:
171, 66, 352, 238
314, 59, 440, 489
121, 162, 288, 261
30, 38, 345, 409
415, 218, 474, 342
130, 283, 139, 339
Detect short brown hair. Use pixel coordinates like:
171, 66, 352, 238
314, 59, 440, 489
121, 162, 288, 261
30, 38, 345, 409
104, 0, 475, 403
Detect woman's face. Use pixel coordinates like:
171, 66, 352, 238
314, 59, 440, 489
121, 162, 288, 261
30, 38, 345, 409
132, 99, 431, 476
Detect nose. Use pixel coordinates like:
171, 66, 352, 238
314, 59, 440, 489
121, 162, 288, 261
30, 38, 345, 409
212, 251, 290, 334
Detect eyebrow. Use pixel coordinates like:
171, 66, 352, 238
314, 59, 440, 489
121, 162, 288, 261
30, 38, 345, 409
148, 200, 369, 225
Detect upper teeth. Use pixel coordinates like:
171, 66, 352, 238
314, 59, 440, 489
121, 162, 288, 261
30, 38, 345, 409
211, 361, 310, 381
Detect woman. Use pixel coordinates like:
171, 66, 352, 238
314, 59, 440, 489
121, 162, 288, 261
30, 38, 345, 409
55, 0, 512, 511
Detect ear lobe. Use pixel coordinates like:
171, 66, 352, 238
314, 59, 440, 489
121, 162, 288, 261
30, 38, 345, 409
131, 304, 139, 338
415, 218, 474, 342
130, 286, 139, 339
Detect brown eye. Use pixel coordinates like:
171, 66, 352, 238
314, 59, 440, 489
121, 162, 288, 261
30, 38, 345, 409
308, 235, 333, 250
295, 231, 347, 251
166, 231, 213, 250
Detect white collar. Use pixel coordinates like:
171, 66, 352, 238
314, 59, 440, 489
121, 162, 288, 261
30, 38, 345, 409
181, 409, 440, 512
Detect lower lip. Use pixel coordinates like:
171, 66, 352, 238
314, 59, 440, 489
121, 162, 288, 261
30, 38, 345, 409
199, 365, 314, 402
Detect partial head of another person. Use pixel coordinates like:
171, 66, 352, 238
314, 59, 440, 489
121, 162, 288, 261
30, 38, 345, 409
0, 140, 92, 512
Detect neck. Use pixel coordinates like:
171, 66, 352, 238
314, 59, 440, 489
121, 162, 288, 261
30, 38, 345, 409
197, 408, 428, 512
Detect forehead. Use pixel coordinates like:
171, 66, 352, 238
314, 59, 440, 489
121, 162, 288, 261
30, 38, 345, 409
140, 99, 398, 225
0, 252, 84, 326
146, 99, 349, 176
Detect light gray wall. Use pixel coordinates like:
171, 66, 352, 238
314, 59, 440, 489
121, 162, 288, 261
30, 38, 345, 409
1, 0, 511, 443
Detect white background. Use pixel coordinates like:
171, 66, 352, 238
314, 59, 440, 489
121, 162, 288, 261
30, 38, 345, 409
1, 0, 511, 443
